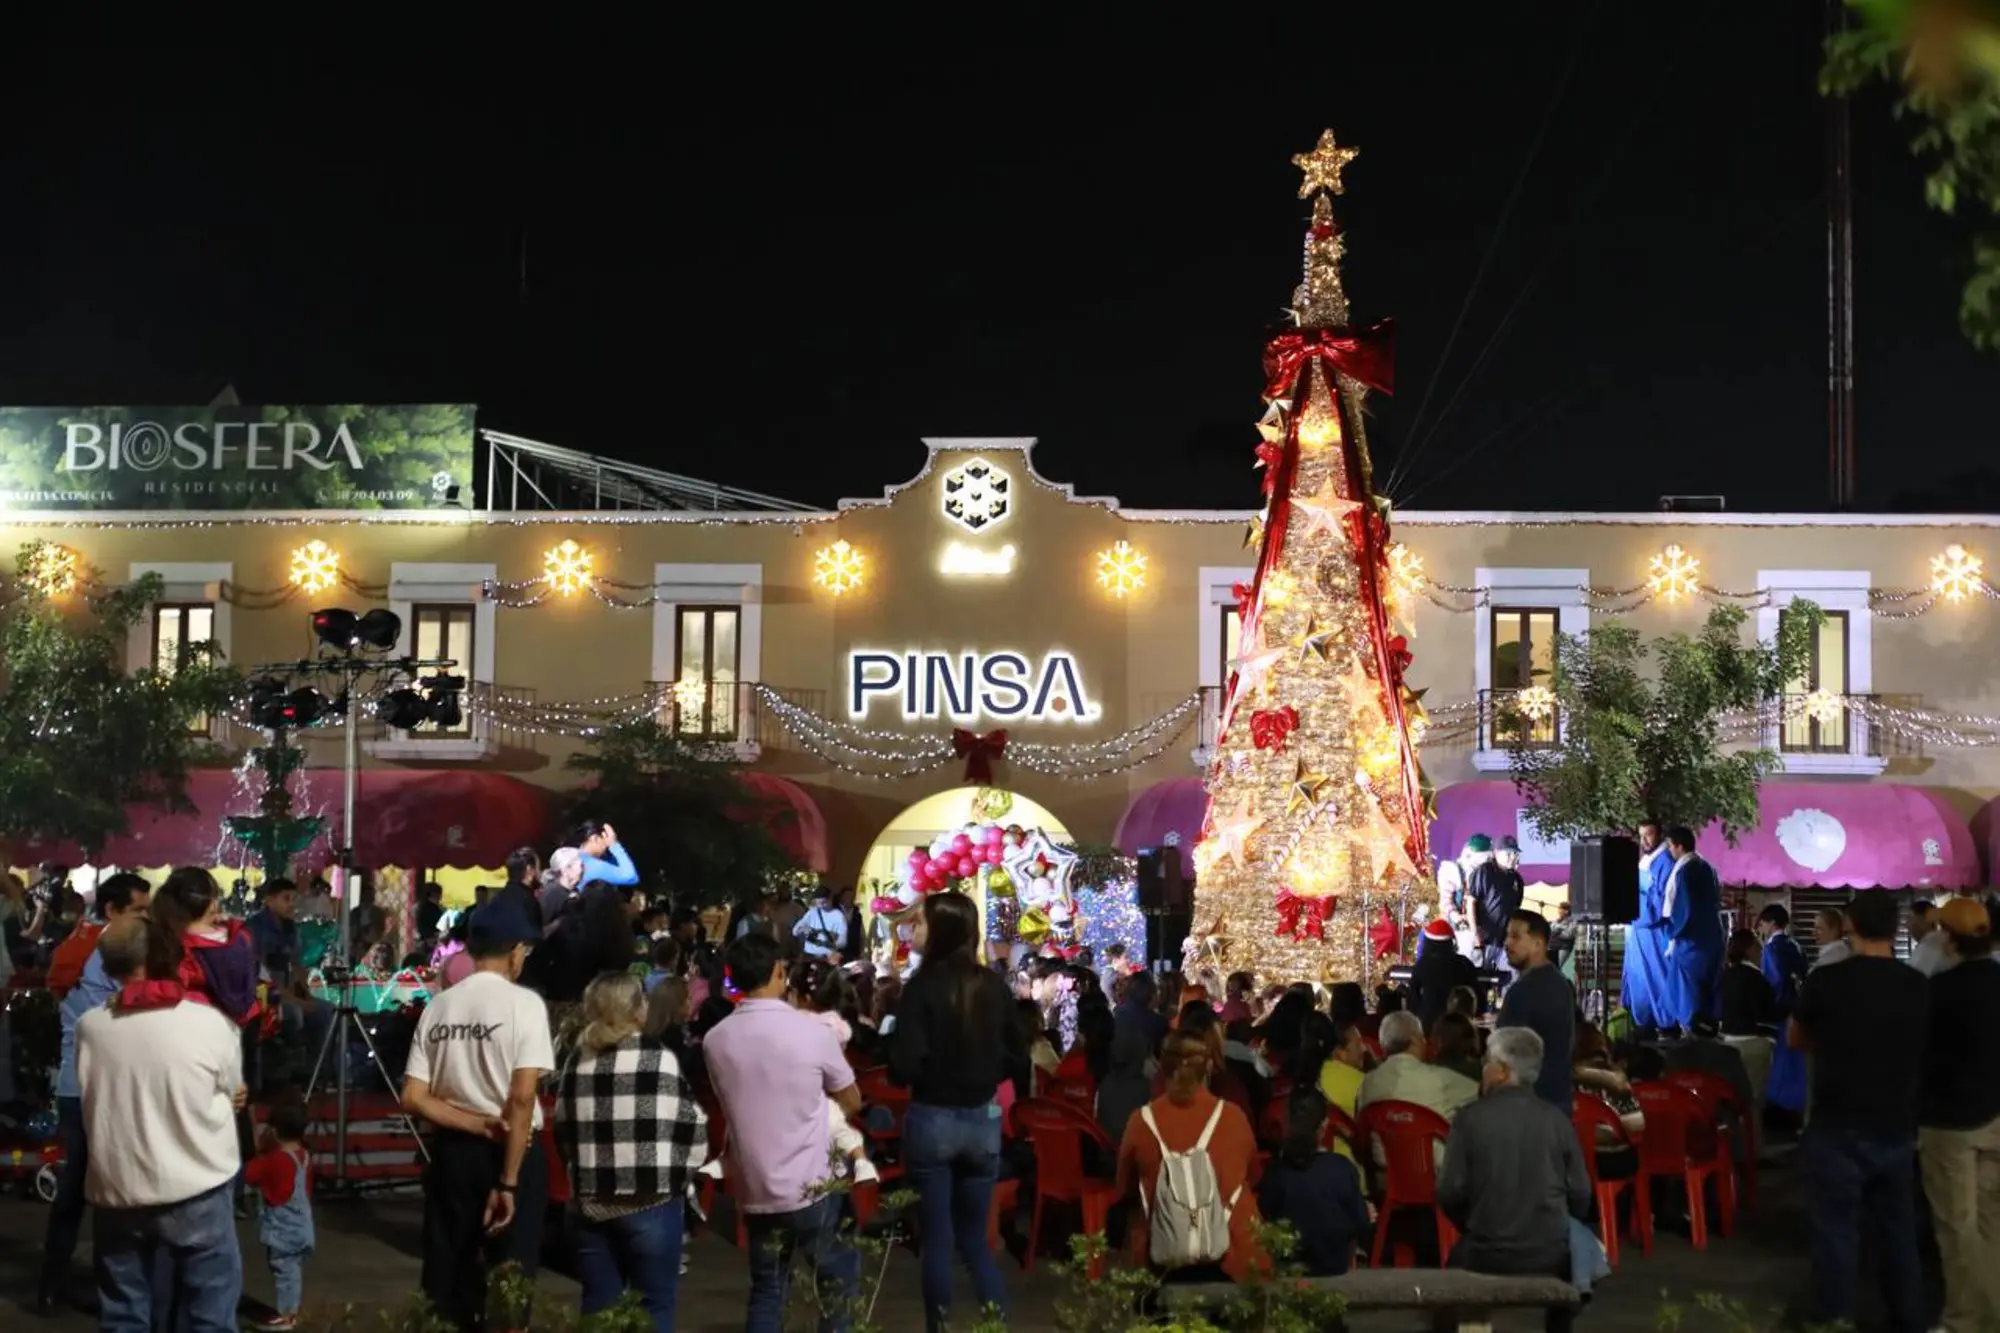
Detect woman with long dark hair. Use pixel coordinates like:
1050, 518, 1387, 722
887, 892, 1028, 1332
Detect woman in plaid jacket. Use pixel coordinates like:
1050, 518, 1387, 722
554, 972, 710, 1333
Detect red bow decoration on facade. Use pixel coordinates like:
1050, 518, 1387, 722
1248, 705, 1300, 751
952, 728, 1009, 784
1263, 321, 1397, 398
1274, 887, 1336, 941
1368, 905, 1402, 961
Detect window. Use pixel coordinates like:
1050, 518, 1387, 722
152, 603, 216, 734
1488, 606, 1559, 746
409, 604, 475, 738
1220, 604, 1242, 688
675, 606, 741, 740
1780, 609, 1850, 753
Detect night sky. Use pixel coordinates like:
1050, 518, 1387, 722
5, 8, 1994, 514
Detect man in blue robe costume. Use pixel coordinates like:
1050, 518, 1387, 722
1621, 820, 1676, 1030
1660, 825, 1725, 1029
1755, 903, 1810, 1112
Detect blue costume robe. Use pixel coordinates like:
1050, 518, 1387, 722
1760, 931, 1809, 1112
1661, 852, 1725, 1028
1620, 846, 1675, 1027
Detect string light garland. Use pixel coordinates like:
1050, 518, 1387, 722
811, 540, 866, 596
288, 541, 340, 595
1095, 541, 1148, 598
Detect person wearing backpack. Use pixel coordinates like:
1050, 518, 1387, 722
1116, 1028, 1262, 1282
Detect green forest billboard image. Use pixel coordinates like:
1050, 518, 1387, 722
0, 404, 475, 510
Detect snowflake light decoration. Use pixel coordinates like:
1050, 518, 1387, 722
541, 540, 594, 597
1931, 544, 1983, 603
23, 542, 77, 597
1095, 541, 1148, 598
811, 540, 865, 596
1516, 683, 1557, 721
1387, 543, 1427, 597
288, 540, 340, 595
1802, 688, 1845, 724
1646, 544, 1700, 603
939, 457, 1010, 533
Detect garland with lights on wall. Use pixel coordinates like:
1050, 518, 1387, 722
1387, 540, 1996, 619
1408, 689, 2000, 751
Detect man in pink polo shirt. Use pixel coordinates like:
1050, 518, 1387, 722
705, 933, 863, 1333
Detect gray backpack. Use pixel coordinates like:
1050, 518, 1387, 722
1137, 1100, 1241, 1268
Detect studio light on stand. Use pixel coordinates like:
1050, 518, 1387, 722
249, 605, 465, 1194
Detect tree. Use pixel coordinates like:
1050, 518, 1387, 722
0, 545, 241, 856
1509, 603, 1823, 844
1824, 0, 2000, 349
565, 720, 803, 907
1191, 131, 1433, 984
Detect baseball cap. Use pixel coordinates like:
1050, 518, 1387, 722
468, 897, 540, 951
1464, 834, 1493, 854
1496, 836, 1521, 853
1938, 897, 1991, 938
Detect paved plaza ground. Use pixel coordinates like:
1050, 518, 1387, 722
0, 1146, 1909, 1330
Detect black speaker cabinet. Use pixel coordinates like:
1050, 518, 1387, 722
1570, 835, 1641, 924
1136, 845, 1191, 912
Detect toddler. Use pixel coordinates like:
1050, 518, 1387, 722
245, 1100, 316, 1330
119, 867, 263, 1027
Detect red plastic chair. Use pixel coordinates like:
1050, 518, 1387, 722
1665, 1067, 1757, 1206
1320, 1102, 1359, 1156
1045, 1074, 1096, 1116
1631, 1081, 1735, 1251
854, 1068, 912, 1185
1356, 1100, 1457, 1268
1010, 1097, 1119, 1276
1572, 1094, 1639, 1267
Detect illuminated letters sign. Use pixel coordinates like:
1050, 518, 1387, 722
848, 650, 1099, 724
938, 542, 1016, 577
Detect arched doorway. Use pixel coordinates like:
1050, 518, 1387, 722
858, 786, 1075, 966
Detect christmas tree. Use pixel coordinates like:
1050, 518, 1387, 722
1191, 130, 1434, 986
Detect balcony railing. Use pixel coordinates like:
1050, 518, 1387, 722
1478, 687, 1560, 751
654, 679, 765, 748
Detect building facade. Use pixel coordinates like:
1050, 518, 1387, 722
13, 434, 2000, 900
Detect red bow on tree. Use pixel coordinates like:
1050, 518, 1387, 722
1253, 440, 1285, 494
952, 728, 1009, 784
1248, 706, 1300, 751
1263, 321, 1397, 398
1231, 580, 1256, 613
1385, 635, 1413, 680
1274, 887, 1336, 941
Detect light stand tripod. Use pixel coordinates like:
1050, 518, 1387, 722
247, 616, 462, 1194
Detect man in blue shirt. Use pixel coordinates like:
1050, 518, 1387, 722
1661, 826, 1726, 1031
38, 872, 149, 1314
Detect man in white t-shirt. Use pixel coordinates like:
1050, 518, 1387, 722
79, 916, 245, 1333
794, 888, 847, 961
403, 896, 553, 1332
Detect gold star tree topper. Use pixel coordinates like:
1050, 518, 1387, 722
1293, 129, 1359, 199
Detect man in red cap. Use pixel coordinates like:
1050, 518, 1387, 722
1410, 917, 1479, 1031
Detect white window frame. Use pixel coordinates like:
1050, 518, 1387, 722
365, 562, 497, 762
1195, 566, 1255, 767
1755, 570, 1883, 776
1473, 567, 1590, 773
128, 562, 232, 740
650, 563, 763, 760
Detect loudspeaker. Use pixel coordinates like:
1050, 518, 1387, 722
1136, 845, 1191, 912
1147, 909, 1193, 971
1570, 835, 1641, 924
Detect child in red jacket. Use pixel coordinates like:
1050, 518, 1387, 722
245, 1100, 315, 1329
118, 868, 262, 1027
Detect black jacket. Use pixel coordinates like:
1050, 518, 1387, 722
1469, 861, 1523, 945
1410, 935, 1478, 1030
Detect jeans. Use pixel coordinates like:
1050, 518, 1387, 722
574, 1200, 684, 1333
903, 1101, 1007, 1333
40, 1095, 89, 1297
744, 1195, 859, 1333
268, 1248, 308, 1315
420, 1130, 549, 1333
1919, 1115, 2000, 1332
95, 1181, 244, 1333
1804, 1125, 1926, 1332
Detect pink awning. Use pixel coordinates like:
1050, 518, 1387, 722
1430, 779, 1979, 890
1113, 776, 1210, 856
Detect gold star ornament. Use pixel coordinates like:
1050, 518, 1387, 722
1293, 616, 1338, 665
1292, 475, 1363, 541
1287, 760, 1334, 816
1294, 129, 1360, 199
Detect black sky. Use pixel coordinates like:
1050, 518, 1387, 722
4, 7, 1993, 513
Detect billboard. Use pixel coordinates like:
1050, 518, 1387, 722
0, 404, 475, 510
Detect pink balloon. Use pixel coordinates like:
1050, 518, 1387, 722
985, 825, 1005, 845
951, 833, 973, 855
984, 844, 1003, 865
952, 856, 971, 877
908, 849, 928, 869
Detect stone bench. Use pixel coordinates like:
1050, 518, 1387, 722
1165, 1266, 1582, 1332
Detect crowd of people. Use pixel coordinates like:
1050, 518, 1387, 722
24, 816, 2000, 1333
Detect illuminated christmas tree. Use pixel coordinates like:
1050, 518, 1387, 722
1191, 130, 1434, 985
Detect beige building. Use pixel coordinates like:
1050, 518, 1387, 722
13, 434, 2000, 903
